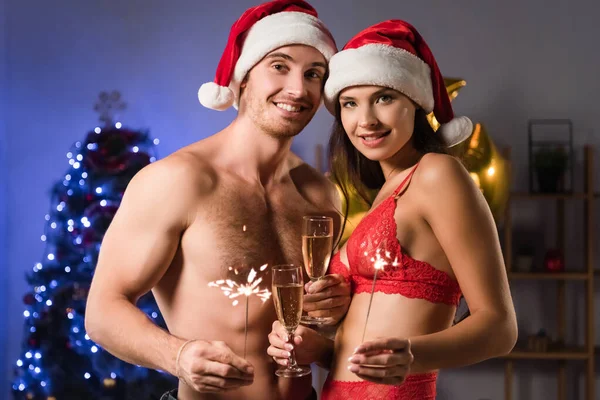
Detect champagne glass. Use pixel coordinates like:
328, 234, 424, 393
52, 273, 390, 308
300, 216, 333, 324
271, 264, 311, 378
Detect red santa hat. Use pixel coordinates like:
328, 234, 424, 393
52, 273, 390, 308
324, 20, 472, 147
198, 0, 337, 111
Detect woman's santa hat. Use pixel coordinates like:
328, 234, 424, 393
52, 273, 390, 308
199, 0, 337, 111
324, 20, 472, 147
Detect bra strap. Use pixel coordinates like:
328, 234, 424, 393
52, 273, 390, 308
393, 163, 420, 198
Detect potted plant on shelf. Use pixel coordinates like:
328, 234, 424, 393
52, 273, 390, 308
533, 147, 569, 193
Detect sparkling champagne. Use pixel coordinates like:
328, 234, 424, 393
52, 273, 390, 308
272, 283, 303, 331
302, 234, 333, 281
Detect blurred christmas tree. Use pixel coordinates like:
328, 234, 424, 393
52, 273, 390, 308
12, 92, 177, 399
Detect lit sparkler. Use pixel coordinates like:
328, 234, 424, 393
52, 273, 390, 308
361, 248, 400, 342
208, 263, 272, 358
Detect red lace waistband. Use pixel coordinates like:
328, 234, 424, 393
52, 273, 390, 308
321, 372, 437, 400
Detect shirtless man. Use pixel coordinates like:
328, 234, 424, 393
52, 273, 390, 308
85, 2, 349, 399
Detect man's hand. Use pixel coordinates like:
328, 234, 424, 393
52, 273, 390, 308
303, 274, 350, 325
267, 321, 332, 367
348, 338, 413, 385
178, 340, 254, 393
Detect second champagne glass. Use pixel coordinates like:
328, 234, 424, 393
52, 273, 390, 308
300, 215, 333, 325
271, 264, 311, 378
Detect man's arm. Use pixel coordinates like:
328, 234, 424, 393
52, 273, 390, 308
86, 156, 254, 393
85, 156, 195, 375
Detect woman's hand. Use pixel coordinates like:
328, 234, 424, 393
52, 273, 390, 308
348, 337, 413, 385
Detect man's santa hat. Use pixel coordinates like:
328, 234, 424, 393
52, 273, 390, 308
324, 20, 472, 147
198, 0, 337, 111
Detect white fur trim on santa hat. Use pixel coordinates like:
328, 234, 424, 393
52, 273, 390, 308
323, 43, 432, 114
198, 82, 235, 111
228, 11, 337, 109
439, 116, 473, 147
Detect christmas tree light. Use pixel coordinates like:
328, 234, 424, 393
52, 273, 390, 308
12, 92, 177, 399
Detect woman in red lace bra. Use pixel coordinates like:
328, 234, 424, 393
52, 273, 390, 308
267, 20, 517, 399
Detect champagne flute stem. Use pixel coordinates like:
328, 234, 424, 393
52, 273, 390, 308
361, 268, 379, 343
244, 296, 249, 359
287, 331, 298, 368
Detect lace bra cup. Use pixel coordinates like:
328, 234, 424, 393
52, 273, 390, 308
333, 164, 462, 306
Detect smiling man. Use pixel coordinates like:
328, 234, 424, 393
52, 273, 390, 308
85, 1, 350, 400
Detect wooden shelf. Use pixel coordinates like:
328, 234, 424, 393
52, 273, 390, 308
508, 272, 589, 281
504, 347, 590, 360
511, 192, 587, 200
501, 146, 595, 400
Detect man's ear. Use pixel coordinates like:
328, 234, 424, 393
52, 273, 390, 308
240, 75, 248, 89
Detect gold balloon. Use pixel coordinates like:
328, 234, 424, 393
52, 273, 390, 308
430, 76, 510, 221
427, 77, 468, 131
453, 123, 510, 222
333, 77, 509, 243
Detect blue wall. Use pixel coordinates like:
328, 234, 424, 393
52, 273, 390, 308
1, 0, 9, 395
3, 1, 600, 399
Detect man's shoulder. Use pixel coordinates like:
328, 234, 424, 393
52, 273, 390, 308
287, 153, 339, 207
288, 153, 334, 190
131, 145, 218, 197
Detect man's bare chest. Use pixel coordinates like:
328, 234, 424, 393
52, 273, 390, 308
186, 185, 323, 274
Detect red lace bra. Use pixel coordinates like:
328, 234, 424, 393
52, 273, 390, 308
330, 164, 461, 306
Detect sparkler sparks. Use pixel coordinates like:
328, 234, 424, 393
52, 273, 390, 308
208, 264, 272, 305
362, 248, 400, 342
367, 248, 399, 271
208, 263, 272, 359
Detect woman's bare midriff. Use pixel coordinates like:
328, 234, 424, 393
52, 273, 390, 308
330, 292, 456, 381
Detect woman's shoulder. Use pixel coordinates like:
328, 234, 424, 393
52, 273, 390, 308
413, 153, 475, 197
418, 152, 464, 172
